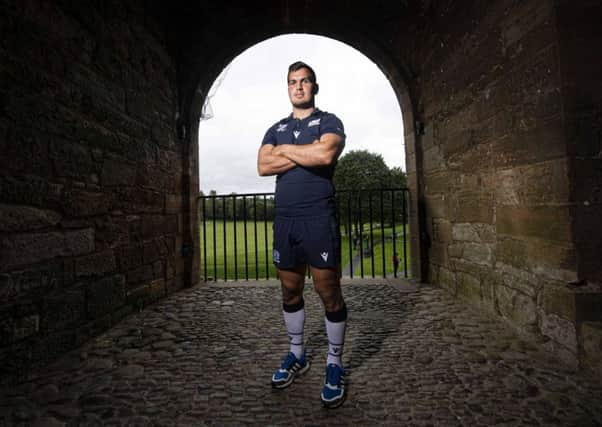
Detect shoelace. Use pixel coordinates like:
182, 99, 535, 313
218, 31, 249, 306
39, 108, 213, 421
281, 352, 297, 370
326, 365, 344, 386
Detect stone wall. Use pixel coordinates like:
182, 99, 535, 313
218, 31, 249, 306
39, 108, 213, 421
0, 1, 184, 381
556, 0, 602, 376
398, 0, 602, 371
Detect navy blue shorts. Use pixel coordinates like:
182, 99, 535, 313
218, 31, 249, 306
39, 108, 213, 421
272, 215, 340, 269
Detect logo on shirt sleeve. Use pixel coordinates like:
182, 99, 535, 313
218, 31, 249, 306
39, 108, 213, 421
308, 118, 321, 127
277, 124, 288, 132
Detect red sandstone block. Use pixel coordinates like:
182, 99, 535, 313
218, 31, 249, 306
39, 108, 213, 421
424, 194, 448, 219
117, 244, 144, 272
0, 229, 94, 271
493, 159, 570, 206
496, 205, 572, 242
41, 288, 86, 332
126, 265, 153, 285
62, 189, 112, 217
143, 240, 161, 264
494, 237, 576, 281
0, 204, 61, 232
50, 139, 94, 182
500, 1, 555, 65
75, 249, 117, 278
450, 192, 494, 224
489, 116, 566, 169
101, 156, 136, 187
86, 275, 126, 319
429, 242, 449, 266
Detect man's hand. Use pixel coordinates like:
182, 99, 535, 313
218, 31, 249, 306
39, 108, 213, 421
257, 144, 297, 176
272, 145, 286, 156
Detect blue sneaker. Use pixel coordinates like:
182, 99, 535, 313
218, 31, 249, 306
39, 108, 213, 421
271, 352, 310, 389
321, 364, 347, 408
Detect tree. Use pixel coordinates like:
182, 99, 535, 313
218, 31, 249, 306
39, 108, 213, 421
199, 190, 223, 220
334, 150, 393, 237
334, 150, 391, 191
389, 166, 407, 188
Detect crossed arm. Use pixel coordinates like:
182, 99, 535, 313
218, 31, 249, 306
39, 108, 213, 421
257, 133, 345, 176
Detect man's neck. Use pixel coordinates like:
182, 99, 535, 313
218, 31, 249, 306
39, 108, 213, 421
292, 106, 315, 120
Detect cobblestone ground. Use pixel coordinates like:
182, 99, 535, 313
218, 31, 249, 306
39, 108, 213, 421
2, 280, 602, 426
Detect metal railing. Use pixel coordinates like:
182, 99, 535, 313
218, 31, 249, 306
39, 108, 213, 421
198, 188, 409, 281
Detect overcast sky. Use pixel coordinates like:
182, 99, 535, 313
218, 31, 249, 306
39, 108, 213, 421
198, 34, 405, 195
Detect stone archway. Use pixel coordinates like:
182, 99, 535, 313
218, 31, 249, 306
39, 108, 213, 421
1, 1, 600, 379
186, 31, 424, 285
159, 0, 602, 374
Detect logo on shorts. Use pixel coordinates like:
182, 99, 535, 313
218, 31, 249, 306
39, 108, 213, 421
320, 252, 329, 262
273, 249, 280, 263
277, 124, 288, 132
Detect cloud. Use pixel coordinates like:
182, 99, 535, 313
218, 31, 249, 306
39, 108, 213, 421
198, 34, 405, 194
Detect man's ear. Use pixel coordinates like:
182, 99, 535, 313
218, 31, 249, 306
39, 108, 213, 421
312, 83, 319, 95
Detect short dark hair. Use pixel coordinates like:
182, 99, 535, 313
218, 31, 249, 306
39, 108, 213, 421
288, 61, 317, 83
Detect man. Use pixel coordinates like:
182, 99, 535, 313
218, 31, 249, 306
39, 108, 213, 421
257, 61, 347, 408
393, 253, 400, 277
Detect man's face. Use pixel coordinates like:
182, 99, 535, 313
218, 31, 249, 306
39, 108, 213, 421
287, 68, 316, 108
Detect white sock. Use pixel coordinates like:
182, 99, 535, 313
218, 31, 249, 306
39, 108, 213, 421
325, 310, 346, 367
283, 305, 305, 359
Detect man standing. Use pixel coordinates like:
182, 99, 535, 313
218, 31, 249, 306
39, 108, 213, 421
257, 61, 347, 408
393, 253, 400, 277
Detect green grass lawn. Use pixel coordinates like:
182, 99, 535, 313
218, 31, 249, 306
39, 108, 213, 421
340, 224, 410, 278
357, 234, 410, 277
200, 220, 277, 280
199, 220, 410, 280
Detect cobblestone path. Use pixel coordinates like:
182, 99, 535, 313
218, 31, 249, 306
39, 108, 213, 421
2, 280, 602, 426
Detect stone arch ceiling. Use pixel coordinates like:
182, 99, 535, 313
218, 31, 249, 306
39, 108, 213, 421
160, 1, 421, 128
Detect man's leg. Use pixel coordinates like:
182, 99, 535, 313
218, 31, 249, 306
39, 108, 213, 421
279, 266, 306, 358
311, 266, 346, 366
312, 266, 348, 408
271, 265, 311, 389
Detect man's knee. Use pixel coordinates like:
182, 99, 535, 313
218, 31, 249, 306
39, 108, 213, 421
279, 266, 305, 305
312, 268, 344, 312
281, 284, 303, 305
321, 291, 345, 312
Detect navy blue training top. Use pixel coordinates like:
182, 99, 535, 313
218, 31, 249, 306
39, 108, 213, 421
261, 109, 345, 218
